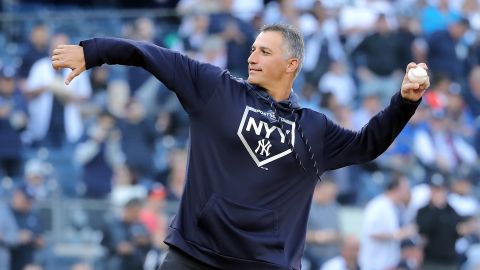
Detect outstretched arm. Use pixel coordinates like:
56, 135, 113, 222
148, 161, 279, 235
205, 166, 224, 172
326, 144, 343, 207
323, 63, 429, 170
52, 38, 225, 114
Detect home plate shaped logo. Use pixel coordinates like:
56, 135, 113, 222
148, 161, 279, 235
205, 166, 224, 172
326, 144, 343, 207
237, 106, 295, 167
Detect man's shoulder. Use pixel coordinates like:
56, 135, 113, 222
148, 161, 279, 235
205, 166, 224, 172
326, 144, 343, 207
301, 107, 329, 122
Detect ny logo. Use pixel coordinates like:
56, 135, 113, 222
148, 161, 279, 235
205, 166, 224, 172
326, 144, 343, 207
255, 139, 272, 156
237, 106, 295, 167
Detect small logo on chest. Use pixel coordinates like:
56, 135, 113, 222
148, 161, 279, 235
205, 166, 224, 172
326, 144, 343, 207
237, 106, 295, 167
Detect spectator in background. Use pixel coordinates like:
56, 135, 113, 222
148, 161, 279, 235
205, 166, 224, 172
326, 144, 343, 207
110, 165, 148, 209
395, 237, 424, 270
176, 13, 210, 58
427, 18, 470, 82
445, 84, 475, 140
448, 175, 479, 217
360, 174, 416, 270
208, 0, 255, 78
421, 0, 460, 36
18, 22, 50, 90
416, 174, 463, 270
118, 99, 157, 179
305, 179, 342, 269
320, 235, 360, 270
353, 13, 405, 104
24, 33, 92, 148
0, 66, 28, 179
423, 73, 452, 110
0, 200, 18, 270
141, 184, 169, 270
263, 0, 301, 27
22, 159, 51, 200
197, 35, 227, 69
10, 186, 44, 270
74, 111, 124, 198
413, 109, 477, 177
456, 215, 480, 269
396, 15, 420, 70
102, 198, 151, 270
318, 61, 356, 107
301, 1, 344, 88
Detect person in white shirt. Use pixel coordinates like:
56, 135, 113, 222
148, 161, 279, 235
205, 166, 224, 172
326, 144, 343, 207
359, 174, 416, 270
24, 33, 91, 147
321, 235, 360, 270
448, 176, 479, 217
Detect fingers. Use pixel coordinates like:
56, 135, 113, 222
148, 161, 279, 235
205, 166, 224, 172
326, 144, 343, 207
402, 82, 420, 92
418, 62, 428, 70
51, 50, 66, 70
405, 62, 429, 73
420, 76, 430, 90
405, 62, 417, 73
51, 59, 64, 70
65, 68, 81, 85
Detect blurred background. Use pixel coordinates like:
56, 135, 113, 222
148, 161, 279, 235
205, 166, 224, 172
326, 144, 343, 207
1, 0, 480, 269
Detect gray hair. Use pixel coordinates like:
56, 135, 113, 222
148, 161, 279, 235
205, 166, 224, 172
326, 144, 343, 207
260, 23, 304, 76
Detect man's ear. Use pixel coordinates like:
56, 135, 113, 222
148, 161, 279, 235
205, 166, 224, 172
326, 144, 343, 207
286, 58, 299, 74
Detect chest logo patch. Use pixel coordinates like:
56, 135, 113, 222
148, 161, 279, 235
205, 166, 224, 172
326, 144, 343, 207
237, 106, 295, 167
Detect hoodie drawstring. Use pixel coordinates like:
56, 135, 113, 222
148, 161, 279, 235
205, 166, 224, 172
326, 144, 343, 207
265, 97, 322, 180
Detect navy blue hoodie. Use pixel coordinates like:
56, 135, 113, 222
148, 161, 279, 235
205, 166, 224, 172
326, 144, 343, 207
80, 38, 420, 270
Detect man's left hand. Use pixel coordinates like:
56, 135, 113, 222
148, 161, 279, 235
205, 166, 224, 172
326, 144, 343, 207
400, 62, 430, 102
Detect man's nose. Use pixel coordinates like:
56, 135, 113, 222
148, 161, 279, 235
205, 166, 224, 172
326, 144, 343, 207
248, 51, 257, 64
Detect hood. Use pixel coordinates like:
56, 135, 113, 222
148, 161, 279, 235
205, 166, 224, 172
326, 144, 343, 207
248, 84, 301, 111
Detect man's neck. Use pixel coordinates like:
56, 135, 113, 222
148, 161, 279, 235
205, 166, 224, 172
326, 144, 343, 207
263, 80, 293, 102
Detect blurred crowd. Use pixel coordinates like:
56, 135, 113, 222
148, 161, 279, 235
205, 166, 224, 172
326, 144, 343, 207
1, 0, 480, 269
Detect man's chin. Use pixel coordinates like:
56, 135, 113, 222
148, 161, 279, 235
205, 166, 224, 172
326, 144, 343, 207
247, 77, 259, 85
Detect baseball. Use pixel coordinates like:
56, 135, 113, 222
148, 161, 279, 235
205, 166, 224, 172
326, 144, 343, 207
407, 66, 428, 84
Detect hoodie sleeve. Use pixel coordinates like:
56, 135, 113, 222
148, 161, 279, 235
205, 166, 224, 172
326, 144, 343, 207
80, 38, 225, 114
322, 92, 420, 170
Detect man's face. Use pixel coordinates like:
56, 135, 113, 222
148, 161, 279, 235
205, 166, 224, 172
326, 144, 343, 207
247, 31, 291, 87
0, 77, 15, 95
12, 190, 32, 212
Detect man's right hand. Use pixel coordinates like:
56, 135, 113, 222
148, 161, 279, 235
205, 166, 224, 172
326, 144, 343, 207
51, 45, 86, 85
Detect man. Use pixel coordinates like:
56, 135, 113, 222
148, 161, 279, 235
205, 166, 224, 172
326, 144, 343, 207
305, 179, 341, 269
0, 66, 28, 179
25, 33, 91, 148
427, 17, 470, 82
0, 200, 18, 270
102, 198, 151, 270
416, 173, 462, 270
10, 185, 44, 270
359, 174, 417, 270
74, 110, 123, 198
395, 238, 424, 270
320, 235, 360, 270
52, 23, 429, 270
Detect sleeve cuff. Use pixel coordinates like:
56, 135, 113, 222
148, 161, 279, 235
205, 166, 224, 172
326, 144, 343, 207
392, 91, 422, 108
79, 39, 101, 70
